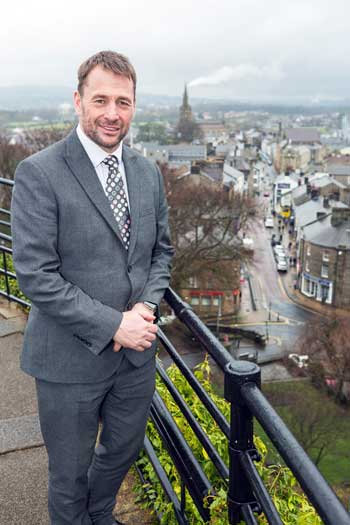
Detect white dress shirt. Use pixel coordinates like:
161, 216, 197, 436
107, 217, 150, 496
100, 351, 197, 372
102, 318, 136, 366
76, 124, 130, 206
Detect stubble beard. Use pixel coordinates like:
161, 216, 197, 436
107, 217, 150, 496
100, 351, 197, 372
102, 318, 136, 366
82, 115, 129, 152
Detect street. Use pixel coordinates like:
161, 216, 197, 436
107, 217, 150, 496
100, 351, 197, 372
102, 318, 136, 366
241, 198, 319, 367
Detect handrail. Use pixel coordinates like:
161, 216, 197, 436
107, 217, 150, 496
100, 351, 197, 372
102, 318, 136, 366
1, 177, 349, 524
164, 287, 350, 525
241, 381, 350, 525
0, 177, 14, 187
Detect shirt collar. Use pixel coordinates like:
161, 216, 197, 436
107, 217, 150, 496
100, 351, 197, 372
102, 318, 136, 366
76, 124, 123, 168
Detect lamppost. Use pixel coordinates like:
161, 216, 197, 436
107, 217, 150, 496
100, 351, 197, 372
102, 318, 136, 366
216, 295, 222, 338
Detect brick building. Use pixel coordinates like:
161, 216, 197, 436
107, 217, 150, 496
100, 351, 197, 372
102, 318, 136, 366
299, 207, 350, 308
180, 260, 242, 317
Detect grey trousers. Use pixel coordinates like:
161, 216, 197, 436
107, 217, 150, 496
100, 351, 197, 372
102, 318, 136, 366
36, 354, 156, 525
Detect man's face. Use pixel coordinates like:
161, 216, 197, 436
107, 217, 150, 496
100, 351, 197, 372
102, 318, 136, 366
74, 66, 135, 152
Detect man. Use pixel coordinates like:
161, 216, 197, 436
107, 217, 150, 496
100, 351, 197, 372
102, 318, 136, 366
11, 50, 174, 525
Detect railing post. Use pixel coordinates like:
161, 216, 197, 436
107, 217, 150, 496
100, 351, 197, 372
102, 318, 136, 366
224, 360, 261, 524
2, 250, 10, 300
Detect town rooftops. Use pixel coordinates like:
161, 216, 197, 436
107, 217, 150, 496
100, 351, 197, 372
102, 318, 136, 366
326, 164, 350, 176
285, 128, 321, 144
292, 175, 346, 205
295, 198, 348, 232
141, 143, 207, 159
311, 174, 346, 189
302, 208, 350, 248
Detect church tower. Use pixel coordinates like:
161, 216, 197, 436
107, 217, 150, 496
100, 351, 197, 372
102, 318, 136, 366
179, 84, 193, 122
176, 85, 199, 143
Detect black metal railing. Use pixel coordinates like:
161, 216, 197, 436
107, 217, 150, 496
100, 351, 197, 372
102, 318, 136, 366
155, 288, 350, 525
1, 177, 350, 525
0, 178, 30, 308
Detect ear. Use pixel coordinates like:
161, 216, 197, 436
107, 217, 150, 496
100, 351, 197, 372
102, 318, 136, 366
73, 90, 82, 116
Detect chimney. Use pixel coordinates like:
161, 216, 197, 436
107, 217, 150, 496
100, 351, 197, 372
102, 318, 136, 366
331, 207, 350, 227
323, 197, 329, 208
304, 176, 309, 185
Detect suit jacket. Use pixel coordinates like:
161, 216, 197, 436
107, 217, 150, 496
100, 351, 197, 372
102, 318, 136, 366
11, 128, 174, 383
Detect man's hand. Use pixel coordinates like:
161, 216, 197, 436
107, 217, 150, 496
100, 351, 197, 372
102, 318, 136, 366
131, 302, 156, 321
113, 307, 157, 352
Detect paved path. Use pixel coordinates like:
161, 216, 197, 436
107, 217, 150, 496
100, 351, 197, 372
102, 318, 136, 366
0, 300, 155, 525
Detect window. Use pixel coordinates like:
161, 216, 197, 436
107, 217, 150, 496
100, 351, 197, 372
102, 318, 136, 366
305, 260, 310, 273
321, 263, 329, 278
307, 245, 311, 256
212, 296, 220, 307
190, 296, 199, 306
302, 276, 317, 298
201, 296, 211, 306
322, 251, 329, 262
188, 276, 198, 288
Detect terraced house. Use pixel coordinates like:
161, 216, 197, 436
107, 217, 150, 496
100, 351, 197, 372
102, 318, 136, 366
299, 207, 350, 308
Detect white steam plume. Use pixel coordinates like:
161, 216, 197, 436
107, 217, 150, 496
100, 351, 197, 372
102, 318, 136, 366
188, 63, 284, 88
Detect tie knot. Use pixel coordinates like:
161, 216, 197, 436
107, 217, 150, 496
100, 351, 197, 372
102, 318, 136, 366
103, 155, 119, 169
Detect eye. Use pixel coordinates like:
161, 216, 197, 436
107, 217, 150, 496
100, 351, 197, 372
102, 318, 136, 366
118, 99, 132, 108
94, 99, 105, 105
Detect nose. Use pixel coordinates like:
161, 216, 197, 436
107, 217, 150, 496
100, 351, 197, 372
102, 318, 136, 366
104, 102, 119, 120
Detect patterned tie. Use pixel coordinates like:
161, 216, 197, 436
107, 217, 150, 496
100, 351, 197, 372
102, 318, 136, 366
103, 155, 131, 250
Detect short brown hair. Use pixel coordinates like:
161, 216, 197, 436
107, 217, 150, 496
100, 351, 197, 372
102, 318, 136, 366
77, 50, 137, 97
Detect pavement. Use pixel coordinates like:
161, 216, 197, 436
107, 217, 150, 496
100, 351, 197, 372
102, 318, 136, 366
0, 299, 155, 525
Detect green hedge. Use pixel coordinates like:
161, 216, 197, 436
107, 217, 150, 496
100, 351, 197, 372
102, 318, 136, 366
0, 252, 29, 307
135, 357, 321, 525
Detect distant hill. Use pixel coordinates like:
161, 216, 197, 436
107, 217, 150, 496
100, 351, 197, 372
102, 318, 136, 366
0, 86, 185, 111
0, 86, 74, 110
1, 85, 350, 114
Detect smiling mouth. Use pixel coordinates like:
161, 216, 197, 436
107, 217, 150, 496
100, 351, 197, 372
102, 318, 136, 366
100, 125, 120, 133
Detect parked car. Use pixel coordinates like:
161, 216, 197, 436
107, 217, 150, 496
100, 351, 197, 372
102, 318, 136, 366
264, 217, 274, 228
274, 245, 286, 258
288, 353, 309, 368
276, 257, 288, 272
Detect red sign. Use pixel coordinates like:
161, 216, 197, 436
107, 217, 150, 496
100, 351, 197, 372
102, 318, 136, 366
190, 290, 224, 296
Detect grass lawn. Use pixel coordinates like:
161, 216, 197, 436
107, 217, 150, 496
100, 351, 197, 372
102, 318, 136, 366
254, 379, 350, 503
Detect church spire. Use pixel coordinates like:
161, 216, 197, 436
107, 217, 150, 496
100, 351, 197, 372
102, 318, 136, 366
183, 84, 189, 109
176, 83, 199, 143
180, 84, 193, 121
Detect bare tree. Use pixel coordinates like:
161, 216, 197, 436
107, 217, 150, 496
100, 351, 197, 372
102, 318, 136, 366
0, 133, 30, 208
297, 314, 350, 403
160, 163, 256, 290
281, 388, 343, 466
0, 134, 29, 179
0, 125, 73, 209
21, 125, 73, 154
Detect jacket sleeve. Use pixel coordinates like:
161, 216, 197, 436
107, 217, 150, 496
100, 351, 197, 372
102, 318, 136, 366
137, 163, 174, 305
11, 158, 122, 355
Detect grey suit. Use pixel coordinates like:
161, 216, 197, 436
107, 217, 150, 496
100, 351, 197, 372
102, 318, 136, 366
11, 128, 173, 524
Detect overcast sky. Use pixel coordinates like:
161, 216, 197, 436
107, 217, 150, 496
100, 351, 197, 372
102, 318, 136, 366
2, 0, 350, 101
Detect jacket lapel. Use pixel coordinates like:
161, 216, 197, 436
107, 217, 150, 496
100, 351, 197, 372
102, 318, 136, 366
64, 129, 124, 245
122, 146, 141, 261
